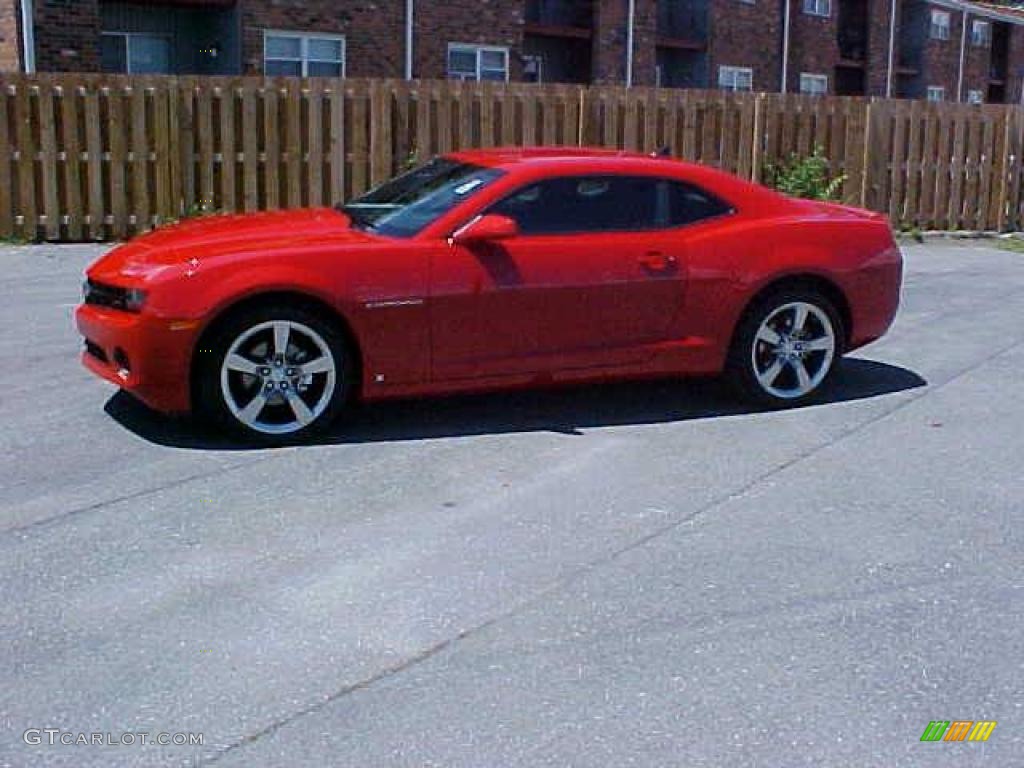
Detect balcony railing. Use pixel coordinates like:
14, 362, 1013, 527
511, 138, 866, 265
524, 0, 592, 29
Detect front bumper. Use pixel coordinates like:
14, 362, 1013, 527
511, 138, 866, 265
75, 304, 200, 414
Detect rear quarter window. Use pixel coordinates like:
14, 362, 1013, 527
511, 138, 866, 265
663, 181, 733, 227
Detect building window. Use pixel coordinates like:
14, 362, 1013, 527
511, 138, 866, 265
447, 44, 510, 81
967, 89, 984, 104
971, 20, 991, 47
930, 10, 951, 40
800, 73, 828, 96
523, 54, 543, 84
927, 85, 946, 102
802, 0, 831, 17
101, 33, 171, 74
264, 31, 345, 77
718, 66, 753, 92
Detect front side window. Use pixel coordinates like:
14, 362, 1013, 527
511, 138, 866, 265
930, 11, 951, 40
802, 0, 831, 17
488, 176, 730, 235
800, 73, 828, 96
967, 89, 984, 104
343, 158, 502, 238
101, 33, 171, 74
264, 31, 345, 77
447, 44, 509, 82
718, 66, 753, 92
927, 85, 946, 102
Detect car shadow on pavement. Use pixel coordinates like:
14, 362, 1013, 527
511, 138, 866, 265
104, 358, 926, 451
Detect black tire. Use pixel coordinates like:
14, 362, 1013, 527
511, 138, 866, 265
195, 303, 353, 444
725, 287, 845, 408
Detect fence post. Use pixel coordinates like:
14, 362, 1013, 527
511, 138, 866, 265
578, 86, 586, 146
859, 98, 874, 209
1007, 107, 1024, 231
996, 107, 1014, 231
751, 92, 765, 183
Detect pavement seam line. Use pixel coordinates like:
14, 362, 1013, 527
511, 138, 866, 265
199, 336, 1024, 764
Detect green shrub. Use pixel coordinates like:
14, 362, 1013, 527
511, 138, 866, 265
764, 147, 846, 202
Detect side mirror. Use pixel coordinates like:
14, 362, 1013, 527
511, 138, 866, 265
451, 214, 519, 245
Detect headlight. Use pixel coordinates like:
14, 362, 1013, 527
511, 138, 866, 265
123, 287, 148, 312
83, 280, 148, 312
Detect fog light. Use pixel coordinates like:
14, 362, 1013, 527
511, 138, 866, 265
113, 347, 131, 378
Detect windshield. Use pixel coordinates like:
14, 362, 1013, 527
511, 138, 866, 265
341, 158, 503, 238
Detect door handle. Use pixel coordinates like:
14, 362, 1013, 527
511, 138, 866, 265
637, 251, 677, 271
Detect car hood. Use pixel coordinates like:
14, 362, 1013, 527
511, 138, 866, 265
88, 208, 372, 282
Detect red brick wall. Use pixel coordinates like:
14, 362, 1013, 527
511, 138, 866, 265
788, 0, 840, 94
241, 0, 405, 78
593, 0, 627, 84
34, 0, 101, 72
412, 0, 523, 80
1006, 24, 1024, 104
0, 0, 21, 72
13, 0, 1024, 104
631, 0, 658, 86
708, 0, 783, 93
963, 15, 991, 101
919, 10, 963, 100
867, 0, 895, 95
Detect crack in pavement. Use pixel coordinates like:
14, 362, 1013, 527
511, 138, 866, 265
0, 454, 283, 538
198, 335, 1024, 765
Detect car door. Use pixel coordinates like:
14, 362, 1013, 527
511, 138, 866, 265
429, 174, 689, 381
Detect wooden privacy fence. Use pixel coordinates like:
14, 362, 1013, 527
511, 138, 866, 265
2, 73, 1024, 241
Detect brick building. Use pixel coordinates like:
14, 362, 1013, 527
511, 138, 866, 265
3, 0, 1024, 103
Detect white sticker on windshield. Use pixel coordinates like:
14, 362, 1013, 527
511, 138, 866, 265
454, 178, 484, 195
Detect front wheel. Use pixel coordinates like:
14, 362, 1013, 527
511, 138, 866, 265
197, 304, 352, 442
726, 290, 843, 407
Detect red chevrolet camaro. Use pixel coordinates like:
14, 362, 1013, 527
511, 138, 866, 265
77, 147, 902, 442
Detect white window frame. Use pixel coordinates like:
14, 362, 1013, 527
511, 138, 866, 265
927, 85, 946, 102
967, 89, 984, 104
799, 72, 828, 95
802, 0, 831, 17
446, 43, 510, 82
930, 10, 951, 41
718, 65, 753, 92
263, 30, 346, 77
971, 20, 991, 47
100, 31, 172, 74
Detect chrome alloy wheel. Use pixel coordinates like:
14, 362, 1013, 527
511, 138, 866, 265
219, 320, 337, 435
750, 301, 836, 400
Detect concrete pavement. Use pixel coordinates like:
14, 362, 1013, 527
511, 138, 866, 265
1, 241, 1021, 766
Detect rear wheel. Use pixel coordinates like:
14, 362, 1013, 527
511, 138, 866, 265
197, 304, 352, 442
726, 289, 843, 407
